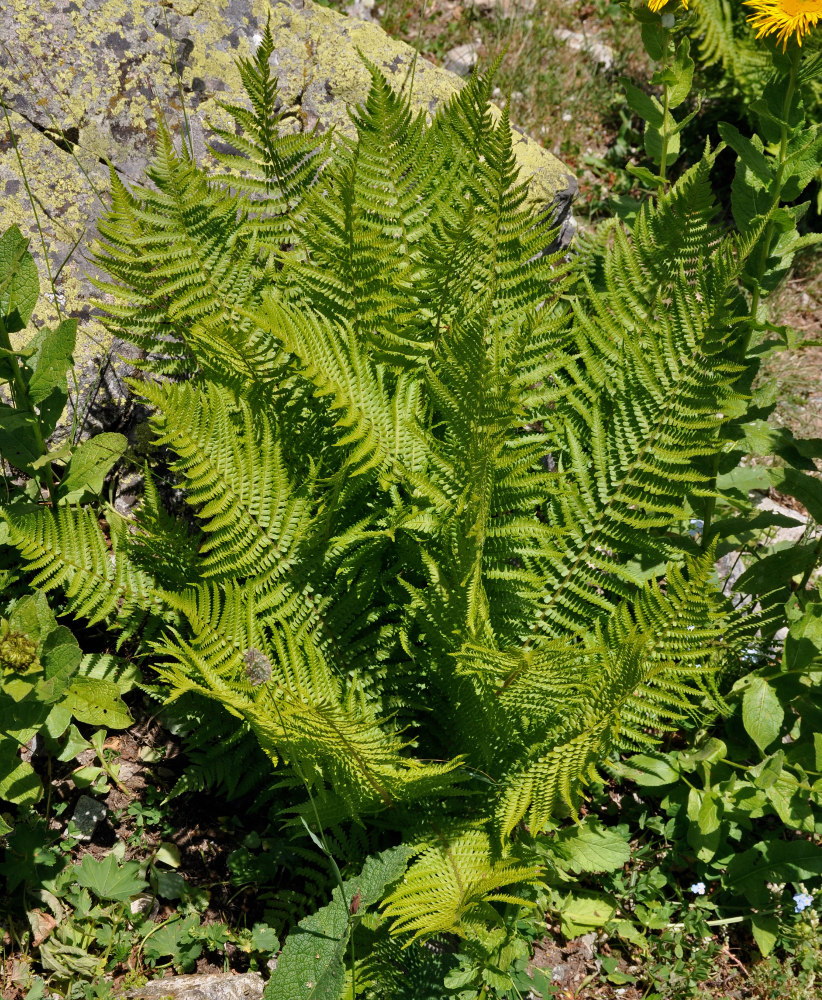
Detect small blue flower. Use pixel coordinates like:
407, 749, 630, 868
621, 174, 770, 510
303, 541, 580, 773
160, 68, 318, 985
793, 892, 814, 913
689, 519, 704, 538
690, 882, 706, 895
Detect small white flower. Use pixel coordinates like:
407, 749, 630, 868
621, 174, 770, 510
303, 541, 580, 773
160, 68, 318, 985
794, 892, 814, 913
690, 882, 706, 895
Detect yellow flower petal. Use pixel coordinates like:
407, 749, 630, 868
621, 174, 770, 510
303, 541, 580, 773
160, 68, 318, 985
744, 0, 822, 49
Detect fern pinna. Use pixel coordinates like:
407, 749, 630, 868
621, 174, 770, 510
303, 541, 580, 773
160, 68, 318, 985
3, 23, 757, 954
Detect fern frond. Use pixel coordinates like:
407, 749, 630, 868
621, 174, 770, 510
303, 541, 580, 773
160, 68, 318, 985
530, 158, 750, 636
3, 505, 163, 639
137, 380, 316, 582
92, 125, 268, 378
381, 827, 540, 940
209, 18, 329, 247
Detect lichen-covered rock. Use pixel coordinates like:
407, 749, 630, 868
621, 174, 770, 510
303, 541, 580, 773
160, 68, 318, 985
0, 0, 576, 434
126, 973, 265, 1000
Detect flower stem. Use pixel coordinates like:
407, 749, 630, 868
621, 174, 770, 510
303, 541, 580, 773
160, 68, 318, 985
658, 30, 672, 194
747, 45, 801, 332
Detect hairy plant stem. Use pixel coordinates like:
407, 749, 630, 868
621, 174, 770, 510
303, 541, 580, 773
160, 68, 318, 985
0, 318, 57, 506
657, 30, 672, 194
747, 46, 801, 332
702, 47, 801, 548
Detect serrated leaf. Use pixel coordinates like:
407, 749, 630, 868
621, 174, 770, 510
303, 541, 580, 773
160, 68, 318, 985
553, 818, 630, 874
26, 320, 77, 406
251, 923, 279, 953
265, 845, 411, 1000
622, 80, 664, 126
58, 433, 127, 503
74, 853, 147, 902
0, 405, 44, 474
62, 678, 133, 729
0, 225, 39, 333
668, 39, 694, 108
742, 677, 784, 751
718, 124, 771, 183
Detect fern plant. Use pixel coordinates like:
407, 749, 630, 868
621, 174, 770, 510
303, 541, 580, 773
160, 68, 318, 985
2, 22, 769, 969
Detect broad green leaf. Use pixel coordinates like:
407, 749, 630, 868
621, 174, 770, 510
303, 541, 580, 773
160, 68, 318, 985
742, 677, 784, 751
717, 124, 771, 183
553, 818, 630, 874
43, 703, 73, 740
679, 737, 727, 768
0, 813, 12, 836
640, 21, 666, 60
768, 466, 822, 523
8, 590, 55, 644
750, 750, 784, 789
153, 868, 187, 900
764, 775, 814, 832
251, 924, 279, 953
686, 789, 721, 862
74, 853, 147, 902
38, 626, 83, 704
155, 842, 182, 868
58, 432, 127, 503
750, 914, 779, 957
668, 39, 694, 108
558, 893, 616, 936
77, 653, 142, 694
622, 81, 664, 126
0, 751, 42, 806
0, 225, 39, 333
56, 723, 92, 762
62, 677, 133, 729
265, 844, 411, 1000
0, 405, 44, 473
38, 940, 98, 977
725, 839, 822, 906
644, 116, 680, 166
626, 164, 662, 189
734, 543, 818, 596
611, 752, 679, 787
781, 125, 822, 201
26, 320, 77, 405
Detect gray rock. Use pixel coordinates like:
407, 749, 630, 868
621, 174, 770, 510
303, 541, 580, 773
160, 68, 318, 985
126, 974, 264, 1000
444, 42, 479, 76
345, 0, 378, 21
68, 795, 107, 841
1, 0, 575, 445
554, 28, 614, 71
469, 0, 537, 16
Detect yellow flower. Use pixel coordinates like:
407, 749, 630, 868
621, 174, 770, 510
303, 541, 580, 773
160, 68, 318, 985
744, 0, 822, 49
646, 0, 689, 10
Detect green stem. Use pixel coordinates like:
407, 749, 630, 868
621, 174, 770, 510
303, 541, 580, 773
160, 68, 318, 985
704, 46, 800, 546
658, 30, 672, 195
0, 320, 57, 505
747, 46, 801, 336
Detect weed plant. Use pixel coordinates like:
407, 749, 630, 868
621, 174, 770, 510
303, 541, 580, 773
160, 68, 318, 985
1, 1, 822, 998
